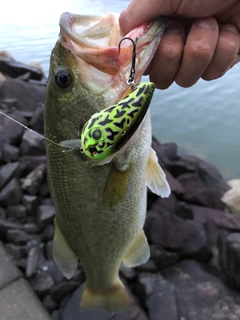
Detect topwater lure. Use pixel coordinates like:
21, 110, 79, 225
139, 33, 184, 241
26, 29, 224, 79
61, 37, 156, 160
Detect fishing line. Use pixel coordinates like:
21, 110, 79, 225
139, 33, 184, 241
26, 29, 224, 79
0, 110, 71, 149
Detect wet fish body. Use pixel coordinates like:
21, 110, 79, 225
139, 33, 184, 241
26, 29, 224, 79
45, 12, 169, 312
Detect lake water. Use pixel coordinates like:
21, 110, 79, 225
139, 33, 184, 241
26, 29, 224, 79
0, 0, 239, 180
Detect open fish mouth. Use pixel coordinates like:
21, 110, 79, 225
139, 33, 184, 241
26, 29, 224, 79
58, 12, 166, 82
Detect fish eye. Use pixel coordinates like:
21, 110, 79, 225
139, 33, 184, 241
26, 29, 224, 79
92, 129, 102, 140
55, 69, 72, 89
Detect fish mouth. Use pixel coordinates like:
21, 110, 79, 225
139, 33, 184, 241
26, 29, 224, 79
59, 12, 166, 82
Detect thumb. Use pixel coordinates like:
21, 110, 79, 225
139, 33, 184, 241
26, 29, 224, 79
119, 0, 172, 35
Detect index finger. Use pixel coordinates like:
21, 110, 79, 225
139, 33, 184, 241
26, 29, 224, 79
119, 0, 173, 35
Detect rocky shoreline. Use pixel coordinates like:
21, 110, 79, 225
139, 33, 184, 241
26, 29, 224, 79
1, 53, 240, 320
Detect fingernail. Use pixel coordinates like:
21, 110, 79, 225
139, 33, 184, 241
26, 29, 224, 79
221, 24, 238, 34
195, 18, 216, 30
165, 24, 182, 34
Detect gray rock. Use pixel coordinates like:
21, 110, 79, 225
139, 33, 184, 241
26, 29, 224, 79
2, 143, 19, 162
33, 271, 55, 298
0, 178, 22, 207
7, 229, 38, 244
19, 155, 47, 176
29, 103, 44, 133
37, 205, 55, 228
0, 56, 44, 80
21, 163, 46, 195
150, 245, 179, 270
4, 243, 27, 260
176, 201, 194, 219
162, 260, 240, 320
6, 204, 27, 219
218, 232, 240, 289
134, 273, 178, 320
19, 130, 46, 155
42, 294, 58, 314
177, 173, 225, 209
0, 206, 6, 219
41, 225, 54, 242
1, 111, 26, 144
51, 281, 80, 304
165, 169, 184, 195
22, 194, 40, 214
26, 246, 41, 277
23, 223, 40, 234
0, 161, 20, 188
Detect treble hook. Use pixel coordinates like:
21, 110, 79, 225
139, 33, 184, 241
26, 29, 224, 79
118, 37, 138, 86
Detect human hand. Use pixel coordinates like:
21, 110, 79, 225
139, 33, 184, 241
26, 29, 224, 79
119, 0, 240, 88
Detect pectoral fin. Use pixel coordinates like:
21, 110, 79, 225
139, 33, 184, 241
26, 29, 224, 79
53, 219, 78, 279
146, 148, 171, 198
123, 230, 150, 267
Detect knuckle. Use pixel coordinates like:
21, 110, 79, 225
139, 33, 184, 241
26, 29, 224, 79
185, 42, 213, 61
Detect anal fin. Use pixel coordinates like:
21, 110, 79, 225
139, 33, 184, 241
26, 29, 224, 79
53, 219, 78, 279
146, 147, 171, 198
123, 230, 150, 267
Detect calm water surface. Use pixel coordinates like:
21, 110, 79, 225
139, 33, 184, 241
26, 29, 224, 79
0, 0, 239, 180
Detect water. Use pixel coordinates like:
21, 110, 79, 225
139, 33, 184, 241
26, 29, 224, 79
0, 0, 239, 180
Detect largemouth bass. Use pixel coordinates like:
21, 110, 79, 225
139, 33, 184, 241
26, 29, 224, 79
45, 12, 170, 312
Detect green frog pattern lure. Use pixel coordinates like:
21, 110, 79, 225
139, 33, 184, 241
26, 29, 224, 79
81, 81, 155, 160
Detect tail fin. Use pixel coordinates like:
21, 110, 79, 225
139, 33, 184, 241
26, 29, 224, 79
80, 280, 132, 313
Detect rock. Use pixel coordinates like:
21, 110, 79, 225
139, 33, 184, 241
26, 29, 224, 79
152, 138, 178, 166
41, 225, 54, 242
150, 245, 180, 270
26, 246, 41, 277
7, 229, 38, 244
0, 206, 6, 219
42, 294, 58, 314
177, 173, 225, 209
167, 155, 198, 176
33, 271, 55, 298
145, 210, 195, 250
0, 79, 45, 113
191, 204, 240, 232
37, 205, 55, 228
19, 155, 47, 176
0, 161, 20, 188
150, 193, 178, 214
4, 243, 27, 260
23, 223, 40, 234
45, 241, 53, 261
0, 219, 23, 242
29, 103, 44, 133
51, 281, 80, 304
19, 130, 46, 155
22, 194, 40, 214
21, 163, 46, 195
1, 110, 26, 144
176, 201, 194, 220
2, 143, 19, 162
44, 260, 65, 284
134, 273, 178, 320
165, 169, 184, 195
0, 178, 22, 207
0, 72, 6, 83
6, 204, 27, 219
218, 232, 240, 289
120, 264, 137, 281
0, 56, 44, 80
162, 260, 240, 320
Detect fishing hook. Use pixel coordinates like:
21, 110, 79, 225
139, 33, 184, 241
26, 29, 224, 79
118, 37, 138, 86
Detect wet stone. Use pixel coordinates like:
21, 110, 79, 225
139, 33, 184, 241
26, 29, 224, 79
150, 245, 180, 270
37, 204, 55, 228
0, 177, 22, 207
29, 102, 44, 133
6, 204, 27, 219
